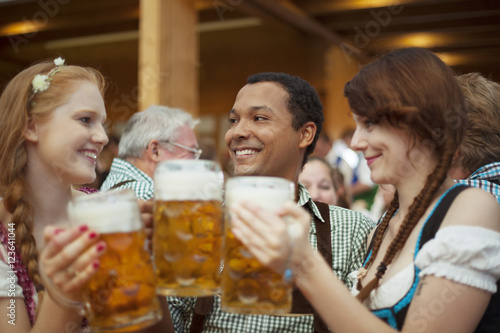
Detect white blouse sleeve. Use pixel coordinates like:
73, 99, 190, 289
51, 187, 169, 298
415, 226, 500, 293
0, 259, 24, 298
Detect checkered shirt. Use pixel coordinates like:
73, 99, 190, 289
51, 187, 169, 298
100, 158, 154, 200
168, 183, 374, 333
456, 162, 500, 205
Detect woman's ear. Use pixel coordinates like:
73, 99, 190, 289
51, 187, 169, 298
452, 148, 461, 165
298, 121, 316, 149
23, 118, 39, 142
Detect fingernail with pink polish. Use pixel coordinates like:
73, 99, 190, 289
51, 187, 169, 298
96, 244, 105, 252
79, 225, 88, 232
93, 261, 100, 269
54, 228, 64, 235
88, 232, 98, 239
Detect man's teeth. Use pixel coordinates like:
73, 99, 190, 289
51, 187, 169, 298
236, 149, 258, 156
81, 151, 97, 159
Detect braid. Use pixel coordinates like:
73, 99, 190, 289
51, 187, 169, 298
362, 195, 399, 274
357, 141, 454, 302
355, 195, 398, 298
0, 62, 55, 295
2, 152, 43, 290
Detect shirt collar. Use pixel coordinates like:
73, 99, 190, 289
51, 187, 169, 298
113, 158, 154, 183
297, 182, 326, 223
468, 162, 500, 181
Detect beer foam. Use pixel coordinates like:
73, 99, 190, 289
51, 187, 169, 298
226, 187, 292, 212
68, 200, 142, 233
155, 171, 222, 201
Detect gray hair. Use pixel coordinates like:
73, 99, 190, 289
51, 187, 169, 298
118, 105, 199, 159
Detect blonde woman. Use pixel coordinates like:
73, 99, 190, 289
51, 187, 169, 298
0, 59, 109, 332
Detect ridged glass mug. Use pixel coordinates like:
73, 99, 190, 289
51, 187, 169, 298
68, 189, 161, 332
221, 176, 295, 315
153, 159, 224, 297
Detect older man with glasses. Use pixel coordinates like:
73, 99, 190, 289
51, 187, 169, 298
159, 140, 203, 160
101, 105, 201, 200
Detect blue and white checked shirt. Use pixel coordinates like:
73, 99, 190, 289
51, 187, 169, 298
456, 162, 500, 205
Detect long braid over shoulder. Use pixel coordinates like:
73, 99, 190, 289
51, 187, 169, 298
356, 193, 399, 292
0, 61, 106, 293
344, 48, 466, 301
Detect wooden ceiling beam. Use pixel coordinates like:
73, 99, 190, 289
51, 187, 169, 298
0, 0, 139, 25
296, 0, 418, 15
325, 12, 500, 32
371, 9, 500, 26
244, 0, 369, 62
429, 43, 500, 54
0, 6, 138, 38
371, 35, 500, 53
297, 0, 480, 16
196, 0, 299, 34
355, 22, 500, 39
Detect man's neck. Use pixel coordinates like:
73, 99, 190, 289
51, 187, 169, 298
125, 157, 155, 178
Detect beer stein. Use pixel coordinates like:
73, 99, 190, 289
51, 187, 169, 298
221, 176, 294, 315
153, 159, 224, 296
67, 189, 161, 332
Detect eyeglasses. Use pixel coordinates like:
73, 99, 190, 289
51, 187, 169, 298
159, 140, 202, 160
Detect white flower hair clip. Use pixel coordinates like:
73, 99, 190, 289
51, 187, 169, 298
31, 57, 66, 95
53, 57, 65, 66
32, 74, 50, 94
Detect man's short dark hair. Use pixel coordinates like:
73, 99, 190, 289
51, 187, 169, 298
247, 72, 324, 166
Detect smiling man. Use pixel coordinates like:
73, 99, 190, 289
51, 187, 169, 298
167, 72, 374, 333
226, 78, 316, 181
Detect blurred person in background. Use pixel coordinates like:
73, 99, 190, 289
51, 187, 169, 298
299, 156, 350, 208
328, 127, 377, 211
451, 72, 500, 204
100, 105, 200, 200
311, 131, 333, 159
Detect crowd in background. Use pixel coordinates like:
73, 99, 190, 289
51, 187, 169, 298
1, 47, 499, 333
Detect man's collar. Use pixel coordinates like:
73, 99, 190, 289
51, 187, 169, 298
297, 182, 326, 223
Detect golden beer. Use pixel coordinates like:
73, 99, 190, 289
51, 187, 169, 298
154, 200, 223, 296
221, 176, 294, 315
69, 190, 161, 332
83, 230, 160, 332
153, 160, 223, 296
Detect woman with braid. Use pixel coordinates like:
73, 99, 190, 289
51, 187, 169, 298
0, 59, 108, 332
229, 47, 500, 332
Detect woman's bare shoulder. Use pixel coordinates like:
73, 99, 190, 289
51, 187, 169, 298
443, 187, 500, 231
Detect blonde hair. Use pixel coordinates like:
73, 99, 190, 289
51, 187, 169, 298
0, 60, 106, 292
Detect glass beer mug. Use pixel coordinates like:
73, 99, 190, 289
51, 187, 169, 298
221, 176, 295, 315
67, 189, 161, 332
153, 159, 224, 296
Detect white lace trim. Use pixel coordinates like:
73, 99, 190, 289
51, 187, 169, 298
416, 226, 500, 293
349, 226, 500, 309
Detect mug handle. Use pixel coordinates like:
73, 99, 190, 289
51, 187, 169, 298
38, 259, 84, 309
